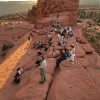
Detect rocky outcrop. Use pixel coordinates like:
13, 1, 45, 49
27, 0, 79, 25
36, 0, 79, 16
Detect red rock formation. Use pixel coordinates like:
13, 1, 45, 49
28, 0, 79, 25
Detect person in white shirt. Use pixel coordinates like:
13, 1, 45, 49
70, 45, 75, 64
58, 33, 61, 40
48, 33, 52, 41
60, 35, 65, 46
69, 26, 73, 36
17, 67, 24, 75
39, 57, 47, 84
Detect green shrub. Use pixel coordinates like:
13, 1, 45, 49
88, 36, 95, 43
2, 43, 13, 51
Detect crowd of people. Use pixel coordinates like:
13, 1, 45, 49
13, 14, 76, 85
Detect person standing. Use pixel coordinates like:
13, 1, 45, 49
39, 57, 47, 84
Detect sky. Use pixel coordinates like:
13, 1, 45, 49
0, 0, 100, 5
0, 0, 36, 1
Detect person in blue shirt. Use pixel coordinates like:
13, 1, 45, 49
56, 50, 67, 66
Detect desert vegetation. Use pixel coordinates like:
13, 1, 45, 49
0, 12, 27, 21
78, 9, 100, 55
77, 10, 100, 55
0, 43, 14, 60
78, 9, 100, 25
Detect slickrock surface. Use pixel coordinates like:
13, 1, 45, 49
0, 0, 100, 100
0, 21, 100, 100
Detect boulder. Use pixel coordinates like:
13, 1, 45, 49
76, 37, 82, 42
76, 37, 87, 44
76, 45, 85, 58
79, 38, 87, 44
82, 44, 94, 54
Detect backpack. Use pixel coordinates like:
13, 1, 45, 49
66, 51, 71, 57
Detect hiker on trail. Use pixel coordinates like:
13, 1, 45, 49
39, 57, 46, 84
56, 50, 67, 66
70, 45, 75, 64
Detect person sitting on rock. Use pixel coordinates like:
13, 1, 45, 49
59, 35, 65, 46
13, 67, 23, 84
43, 44, 49, 51
58, 33, 61, 46
70, 45, 75, 64
37, 49, 43, 56
47, 33, 52, 41
56, 50, 67, 66
17, 67, 24, 75
48, 41, 52, 46
37, 41, 42, 49
69, 26, 73, 36
53, 24, 58, 33
13, 72, 20, 84
41, 42, 44, 48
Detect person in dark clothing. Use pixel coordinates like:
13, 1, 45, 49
48, 41, 52, 46
37, 49, 43, 56
56, 50, 67, 66
35, 54, 41, 66
28, 36, 31, 41
13, 72, 20, 84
